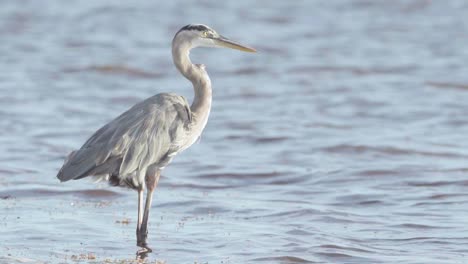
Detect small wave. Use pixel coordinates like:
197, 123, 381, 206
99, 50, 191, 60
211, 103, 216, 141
412, 201, 460, 207
252, 256, 317, 263
428, 193, 468, 200
62, 65, 164, 79
321, 144, 466, 158
316, 215, 363, 224
358, 169, 398, 177
0, 256, 41, 264
372, 236, 467, 243
218, 91, 276, 100
288, 65, 418, 76
254, 136, 289, 144
333, 194, 388, 207
0, 188, 123, 199
73, 189, 123, 198
228, 66, 267, 75
306, 122, 354, 129
263, 16, 292, 25
186, 206, 231, 214
318, 244, 373, 254
197, 171, 284, 180
158, 200, 200, 208
163, 182, 237, 190
406, 180, 468, 187
269, 175, 309, 185
426, 81, 468, 90
223, 135, 290, 144
316, 252, 354, 258
0, 168, 39, 176
225, 121, 256, 131
195, 171, 307, 186
243, 208, 321, 220
286, 229, 315, 236
390, 223, 450, 230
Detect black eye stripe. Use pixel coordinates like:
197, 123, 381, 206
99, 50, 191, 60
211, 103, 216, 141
180, 24, 209, 32
177, 24, 214, 37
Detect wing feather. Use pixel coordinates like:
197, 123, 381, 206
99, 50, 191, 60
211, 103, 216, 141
57, 93, 192, 183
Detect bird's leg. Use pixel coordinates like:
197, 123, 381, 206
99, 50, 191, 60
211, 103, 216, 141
137, 189, 154, 250
137, 170, 160, 254
136, 188, 144, 244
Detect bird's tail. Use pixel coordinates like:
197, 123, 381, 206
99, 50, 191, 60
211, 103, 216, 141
57, 149, 97, 182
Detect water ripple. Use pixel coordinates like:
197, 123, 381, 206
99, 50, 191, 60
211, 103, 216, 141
62, 65, 165, 79
2, 0, 468, 263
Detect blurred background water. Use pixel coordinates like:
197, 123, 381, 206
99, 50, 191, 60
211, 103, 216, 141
1, 0, 468, 263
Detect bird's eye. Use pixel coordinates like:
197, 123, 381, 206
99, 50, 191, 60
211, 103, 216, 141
202, 31, 208, 37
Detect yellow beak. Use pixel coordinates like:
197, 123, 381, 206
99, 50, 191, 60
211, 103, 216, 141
213, 36, 256, 53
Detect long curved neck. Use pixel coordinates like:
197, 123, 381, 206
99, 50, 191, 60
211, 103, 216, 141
172, 41, 212, 119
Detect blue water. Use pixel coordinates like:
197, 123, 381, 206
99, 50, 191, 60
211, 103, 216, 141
1, 1, 468, 263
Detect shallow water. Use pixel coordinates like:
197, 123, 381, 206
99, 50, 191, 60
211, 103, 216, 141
1, 0, 468, 263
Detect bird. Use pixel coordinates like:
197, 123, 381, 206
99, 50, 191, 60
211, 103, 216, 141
56, 24, 256, 255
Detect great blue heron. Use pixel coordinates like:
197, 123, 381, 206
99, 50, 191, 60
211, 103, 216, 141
57, 24, 255, 254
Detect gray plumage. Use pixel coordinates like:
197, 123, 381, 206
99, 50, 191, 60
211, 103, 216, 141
57, 93, 191, 188
56, 23, 255, 256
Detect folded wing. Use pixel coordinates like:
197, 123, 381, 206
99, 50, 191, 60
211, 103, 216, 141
57, 93, 192, 183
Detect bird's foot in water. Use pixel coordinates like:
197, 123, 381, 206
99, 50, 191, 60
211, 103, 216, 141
136, 243, 152, 260
136, 247, 153, 259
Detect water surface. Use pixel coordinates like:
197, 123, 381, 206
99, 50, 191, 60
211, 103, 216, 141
1, 0, 468, 263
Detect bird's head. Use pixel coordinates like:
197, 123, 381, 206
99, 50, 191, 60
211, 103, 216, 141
173, 24, 256, 53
